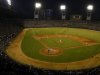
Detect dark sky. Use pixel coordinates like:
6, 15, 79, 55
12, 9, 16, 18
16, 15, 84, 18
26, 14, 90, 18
0, 0, 100, 19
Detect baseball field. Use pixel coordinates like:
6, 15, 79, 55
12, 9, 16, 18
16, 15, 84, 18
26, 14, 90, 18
6, 28, 100, 70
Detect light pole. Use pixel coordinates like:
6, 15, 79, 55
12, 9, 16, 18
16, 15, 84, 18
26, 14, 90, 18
6, 0, 11, 9
34, 2, 42, 20
60, 5, 66, 20
86, 4, 94, 22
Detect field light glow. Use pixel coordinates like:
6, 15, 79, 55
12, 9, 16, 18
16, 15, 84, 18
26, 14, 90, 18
60, 5, 66, 11
7, 0, 11, 6
35, 2, 42, 9
87, 5, 94, 11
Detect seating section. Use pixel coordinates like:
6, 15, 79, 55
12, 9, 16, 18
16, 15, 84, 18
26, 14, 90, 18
24, 20, 100, 31
0, 20, 100, 75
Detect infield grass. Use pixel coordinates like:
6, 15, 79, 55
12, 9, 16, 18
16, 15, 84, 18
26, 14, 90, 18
40, 37, 82, 49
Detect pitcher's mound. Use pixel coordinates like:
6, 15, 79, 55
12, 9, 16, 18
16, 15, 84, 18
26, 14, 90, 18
40, 48, 63, 56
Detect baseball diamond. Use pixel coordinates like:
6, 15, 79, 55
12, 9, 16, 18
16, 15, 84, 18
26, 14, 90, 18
6, 28, 100, 70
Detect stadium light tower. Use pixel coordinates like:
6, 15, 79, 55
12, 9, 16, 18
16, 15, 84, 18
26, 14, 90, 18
86, 4, 94, 21
34, 2, 42, 20
60, 4, 66, 20
7, 0, 11, 6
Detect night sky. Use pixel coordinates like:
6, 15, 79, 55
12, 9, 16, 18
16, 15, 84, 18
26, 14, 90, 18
0, 0, 100, 19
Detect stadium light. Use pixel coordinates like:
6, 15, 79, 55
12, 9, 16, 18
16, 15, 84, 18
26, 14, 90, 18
34, 2, 42, 22
87, 5, 94, 11
86, 4, 94, 22
60, 4, 66, 20
7, 0, 11, 6
60, 5, 66, 11
35, 2, 42, 9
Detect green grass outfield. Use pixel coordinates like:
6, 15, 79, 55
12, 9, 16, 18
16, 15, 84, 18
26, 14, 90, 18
21, 28, 100, 63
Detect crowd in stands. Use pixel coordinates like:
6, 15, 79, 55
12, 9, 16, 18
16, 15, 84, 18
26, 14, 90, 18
24, 20, 100, 31
0, 20, 100, 75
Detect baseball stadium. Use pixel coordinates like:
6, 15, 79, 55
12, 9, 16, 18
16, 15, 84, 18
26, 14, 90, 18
0, 0, 100, 75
